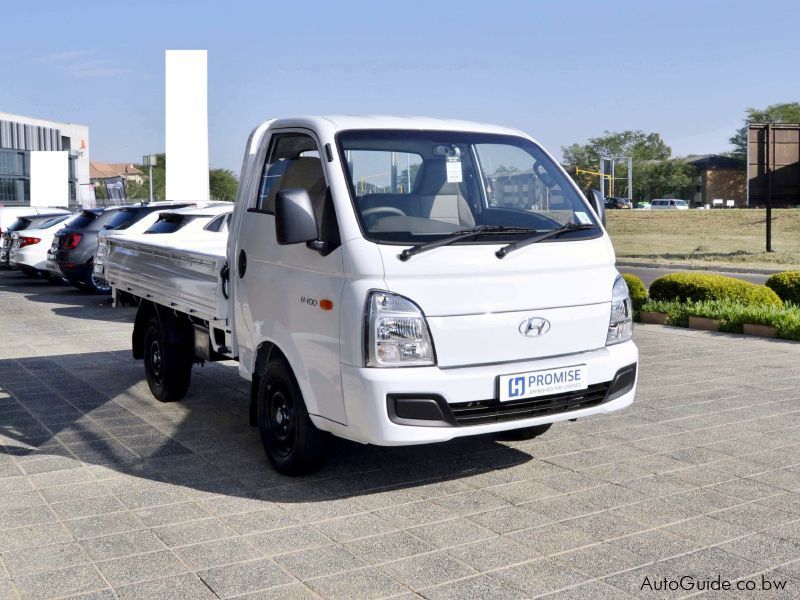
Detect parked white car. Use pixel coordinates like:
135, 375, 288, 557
142, 204, 233, 238
93, 203, 233, 281
0, 206, 69, 236
8, 213, 75, 277
650, 199, 689, 210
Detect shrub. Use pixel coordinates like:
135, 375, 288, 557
621, 273, 648, 311
766, 271, 800, 305
639, 297, 800, 340
649, 272, 782, 307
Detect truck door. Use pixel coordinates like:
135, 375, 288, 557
234, 130, 347, 425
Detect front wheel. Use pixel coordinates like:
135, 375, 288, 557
258, 358, 326, 475
143, 316, 192, 402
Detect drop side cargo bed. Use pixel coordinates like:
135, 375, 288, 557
105, 235, 227, 323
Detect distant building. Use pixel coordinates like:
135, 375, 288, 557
685, 154, 746, 207
0, 111, 90, 208
90, 161, 145, 185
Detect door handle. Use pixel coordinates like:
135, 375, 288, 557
238, 250, 247, 278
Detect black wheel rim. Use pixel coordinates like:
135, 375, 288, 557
268, 386, 296, 458
149, 339, 163, 386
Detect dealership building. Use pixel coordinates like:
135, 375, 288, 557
0, 111, 90, 209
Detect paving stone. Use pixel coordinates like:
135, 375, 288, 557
80, 529, 166, 561
96, 549, 188, 586
173, 537, 263, 570
608, 529, 700, 561
134, 501, 210, 527
115, 573, 218, 600
198, 558, 295, 597
507, 521, 600, 556
0, 522, 73, 551
66, 511, 145, 539
312, 512, 396, 543
555, 542, 649, 578
408, 518, 496, 549
491, 557, 590, 596
153, 517, 238, 547
446, 536, 540, 571
13, 563, 107, 599
345, 530, 433, 565
0, 505, 57, 530
51, 494, 126, 520
245, 524, 332, 556
719, 532, 800, 567
275, 544, 367, 580
2, 541, 89, 577
380, 550, 476, 589
422, 574, 529, 599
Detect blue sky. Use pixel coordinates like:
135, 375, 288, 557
2, 0, 798, 172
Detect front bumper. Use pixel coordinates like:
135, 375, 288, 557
333, 340, 638, 446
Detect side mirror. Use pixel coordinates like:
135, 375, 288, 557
587, 189, 607, 226
275, 189, 319, 245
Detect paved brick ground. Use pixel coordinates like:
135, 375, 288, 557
1, 270, 800, 599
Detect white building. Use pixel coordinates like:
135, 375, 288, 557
0, 111, 90, 209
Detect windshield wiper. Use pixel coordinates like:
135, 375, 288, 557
399, 225, 535, 261
495, 222, 596, 259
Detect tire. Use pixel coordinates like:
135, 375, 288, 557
143, 316, 192, 402
495, 423, 552, 441
257, 357, 325, 475
83, 263, 112, 295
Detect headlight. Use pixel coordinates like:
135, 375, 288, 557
606, 275, 633, 345
366, 291, 435, 367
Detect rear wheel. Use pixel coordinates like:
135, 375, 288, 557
257, 357, 325, 475
495, 423, 552, 441
83, 263, 111, 294
143, 316, 192, 402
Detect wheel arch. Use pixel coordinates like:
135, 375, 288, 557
132, 300, 193, 360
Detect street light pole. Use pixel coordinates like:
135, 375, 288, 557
143, 155, 157, 202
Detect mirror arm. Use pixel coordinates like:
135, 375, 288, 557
306, 239, 328, 254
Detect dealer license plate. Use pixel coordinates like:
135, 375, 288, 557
499, 364, 588, 402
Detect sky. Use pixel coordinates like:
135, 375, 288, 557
2, 0, 798, 173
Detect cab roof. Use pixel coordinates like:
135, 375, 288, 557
268, 115, 528, 137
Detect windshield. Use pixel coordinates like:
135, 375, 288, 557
337, 130, 598, 244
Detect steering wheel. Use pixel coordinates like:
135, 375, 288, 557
362, 206, 406, 219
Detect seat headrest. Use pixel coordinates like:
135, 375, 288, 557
413, 159, 463, 196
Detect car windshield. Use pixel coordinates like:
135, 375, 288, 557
337, 130, 598, 244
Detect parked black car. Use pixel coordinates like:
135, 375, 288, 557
605, 196, 632, 209
1, 213, 71, 268
47, 202, 193, 294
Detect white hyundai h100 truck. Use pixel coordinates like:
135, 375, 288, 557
105, 116, 638, 475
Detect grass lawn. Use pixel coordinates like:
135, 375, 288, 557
606, 209, 800, 269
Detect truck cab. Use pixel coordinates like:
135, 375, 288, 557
116, 116, 637, 475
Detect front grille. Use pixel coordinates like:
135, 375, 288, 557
449, 382, 611, 426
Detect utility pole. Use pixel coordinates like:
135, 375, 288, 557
143, 155, 157, 202
766, 123, 773, 252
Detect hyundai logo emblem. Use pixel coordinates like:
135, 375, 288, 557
519, 317, 551, 337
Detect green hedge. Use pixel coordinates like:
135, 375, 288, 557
622, 273, 648, 311
766, 271, 800, 305
649, 272, 782, 307
640, 298, 800, 340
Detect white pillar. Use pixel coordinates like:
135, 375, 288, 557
165, 50, 209, 201
30, 151, 69, 207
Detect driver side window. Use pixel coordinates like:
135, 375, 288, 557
256, 134, 326, 214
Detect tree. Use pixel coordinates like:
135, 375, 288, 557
635, 160, 695, 203
729, 102, 800, 159
209, 168, 238, 201
130, 154, 239, 201
561, 130, 672, 194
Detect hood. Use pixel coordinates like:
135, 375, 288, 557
377, 237, 617, 367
